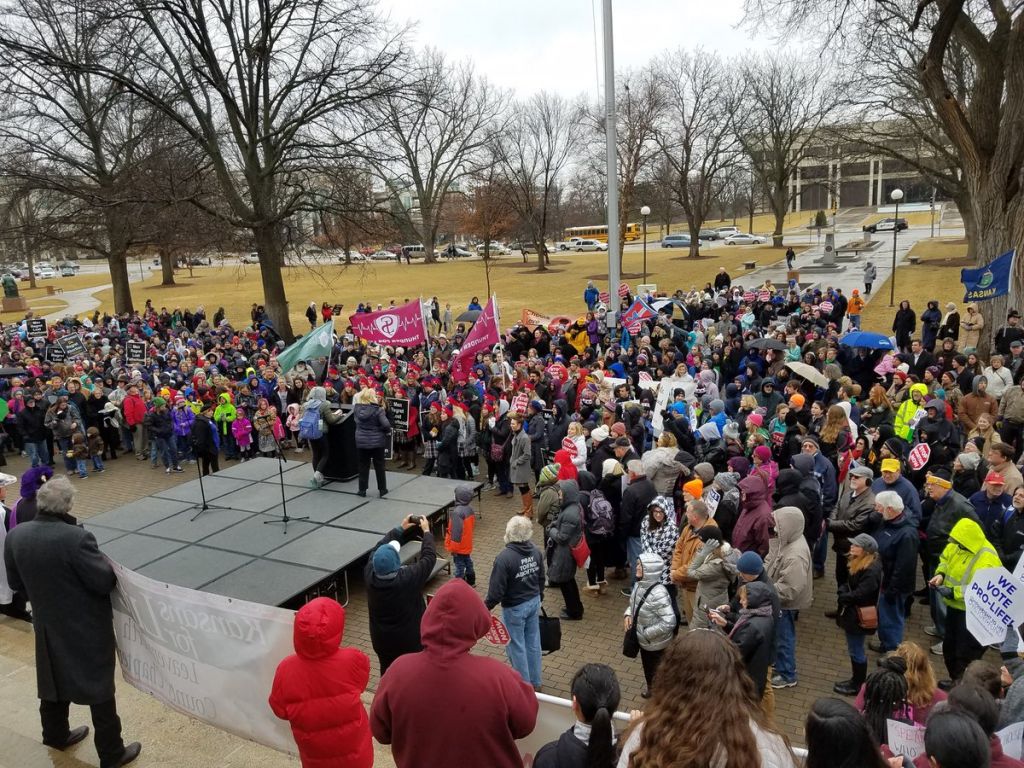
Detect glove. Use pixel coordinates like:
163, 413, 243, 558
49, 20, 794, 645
703, 539, 720, 552
937, 586, 954, 599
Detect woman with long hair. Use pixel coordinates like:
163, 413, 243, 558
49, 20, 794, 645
833, 534, 883, 696
860, 660, 914, 744
534, 664, 621, 768
352, 387, 393, 498
856, 641, 946, 723
861, 384, 895, 431
818, 404, 853, 471
804, 698, 889, 768
616, 630, 796, 768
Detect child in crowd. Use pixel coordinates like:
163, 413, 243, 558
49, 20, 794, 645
445, 485, 477, 585
71, 431, 89, 478
232, 406, 254, 461
286, 403, 303, 452
86, 426, 105, 474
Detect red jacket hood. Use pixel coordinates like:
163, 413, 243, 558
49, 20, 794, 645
293, 597, 344, 660
420, 579, 490, 660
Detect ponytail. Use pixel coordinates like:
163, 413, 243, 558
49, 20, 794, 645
570, 664, 621, 768
585, 706, 616, 768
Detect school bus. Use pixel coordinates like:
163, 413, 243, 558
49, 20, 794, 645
563, 223, 641, 243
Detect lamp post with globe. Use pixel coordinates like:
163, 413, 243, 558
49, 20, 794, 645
888, 188, 904, 307
640, 205, 651, 284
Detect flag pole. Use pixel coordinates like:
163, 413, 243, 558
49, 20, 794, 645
420, 296, 433, 372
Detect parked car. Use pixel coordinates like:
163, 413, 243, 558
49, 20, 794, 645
715, 226, 741, 239
370, 250, 396, 261
863, 217, 909, 233
33, 264, 57, 278
239, 252, 260, 264
339, 251, 366, 262
3, 267, 23, 278
723, 233, 769, 245
698, 228, 720, 240
475, 242, 510, 255
661, 234, 700, 248
573, 239, 608, 252
182, 255, 213, 266
59, 264, 76, 277
57, 260, 80, 273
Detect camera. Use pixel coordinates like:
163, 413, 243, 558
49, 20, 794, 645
409, 515, 423, 525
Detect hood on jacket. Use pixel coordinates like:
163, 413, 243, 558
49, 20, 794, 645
948, 518, 993, 554
554, 449, 574, 468
293, 597, 344, 660
455, 485, 474, 505
19, 465, 53, 498
772, 506, 804, 546
553, 399, 567, 420
738, 473, 770, 504
909, 382, 928, 403
697, 422, 721, 441
558, 479, 580, 507
791, 454, 815, 475
420, 578, 491, 660
638, 551, 665, 586
217, 392, 232, 405
743, 580, 773, 609
577, 470, 597, 492
714, 471, 740, 492
775, 468, 803, 498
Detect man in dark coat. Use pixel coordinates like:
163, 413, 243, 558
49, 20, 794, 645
364, 515, 437, 675
3, 476, 141, 767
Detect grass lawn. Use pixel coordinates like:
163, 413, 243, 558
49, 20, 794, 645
90, 244, 807, 330
859, 238, 969, 334
859, 211, 937, 229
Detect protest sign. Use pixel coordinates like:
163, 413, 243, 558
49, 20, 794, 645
650, 376, 695, 435
618, 283, 630, 298
965, 566, 1024, 645
348, 302, 426, 346
512, 393, 530, 414
385, 397, 410, 431
485, 616, 511, 646
887, 720, 926, 761
59, 333, 87, 359
26, 318, 46, 339
908, 443, 931, 471
705, 489, 720, 516
998, 722, 1024, 760
907, 408, 927, 431
109, 561, 298, 755
45, 344, 66, 364
126, 340, 148, 366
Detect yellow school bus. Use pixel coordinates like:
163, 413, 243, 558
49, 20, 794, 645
564, 223, 640, 243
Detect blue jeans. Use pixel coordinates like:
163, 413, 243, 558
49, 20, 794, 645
813, 529, 829, 574
57, 437, 75, 472
929, 587, 947, 637
24, 440, 48, 467
502, 595, 542, 688
846, 631, 866, 664
626, 536, 642, 587
154, 436, 175, 468
453, 553, 475, 581
878, 592, 908, 650
75, 459, 87, 478
173, 434, 192, 462
774, 609, 798, 682
848, 314, 862, 330
92, 455, 105, 471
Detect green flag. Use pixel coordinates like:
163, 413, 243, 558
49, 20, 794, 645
275, 322, 334, 374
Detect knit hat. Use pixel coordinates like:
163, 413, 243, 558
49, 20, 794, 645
591, 425, 610, 443
713, 471, 739, 491
747, 413, 764, 428
737, 551, 763, 576
894, 370, 908, 382
880, 458, 901, 473
849, 533, 878, 554
984, 471, 1006, 486
610, 422, 627, 437
693, 462, 716, 485
722, 421, 740, 441
152, 397, 166, 408
789, 393, 805, 407
372, 540, 401, 578
683, 479, 703, 499
529, 399, 544, 412
697, 525, 723, 543
926, 468, 953, 489
539, 464, 560, 486
709, 399, 725, 413
753, 445, 772, 463
957, 452, 982, 472
602, 458, 623, 477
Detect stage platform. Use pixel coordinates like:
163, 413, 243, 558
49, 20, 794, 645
86, 458, 481, 608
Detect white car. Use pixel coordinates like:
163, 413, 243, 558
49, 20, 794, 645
475, 243, 510, 255
239, 252, 260, 264
343, 251, 367, 262
573, 239, 608, 252
370, 250, 396, 261
33, 264, 56, 278
723, 233, 768, 245
715, 226, 741, 239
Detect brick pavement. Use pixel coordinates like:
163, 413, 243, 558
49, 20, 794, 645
0, 448, 957, 766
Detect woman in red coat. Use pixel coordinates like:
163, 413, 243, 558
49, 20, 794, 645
269, 598, 372, 768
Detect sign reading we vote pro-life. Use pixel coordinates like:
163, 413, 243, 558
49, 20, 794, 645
965, 567, 1024, 646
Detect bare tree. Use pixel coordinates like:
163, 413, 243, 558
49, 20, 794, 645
494, 92, 584, 271
654, 49, 742, 257
731, 55, 845, 247
0, 0, 406, 340
370, 50, 507, 264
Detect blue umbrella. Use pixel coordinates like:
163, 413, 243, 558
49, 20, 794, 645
840, 331, 894, 350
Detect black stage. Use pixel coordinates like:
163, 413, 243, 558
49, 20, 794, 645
86, 458, 481, 608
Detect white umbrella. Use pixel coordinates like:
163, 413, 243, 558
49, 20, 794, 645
786, 361, 829, 388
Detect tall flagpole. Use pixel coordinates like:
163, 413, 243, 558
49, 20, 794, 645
419, 296, 433, 372
603, 0, 620, 332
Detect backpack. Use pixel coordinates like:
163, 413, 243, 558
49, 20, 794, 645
587, 489, 615, 537
297, 407, 323, 441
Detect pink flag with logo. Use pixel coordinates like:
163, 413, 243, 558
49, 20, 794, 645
348, 302, 427, 346
450, 296, 501, 382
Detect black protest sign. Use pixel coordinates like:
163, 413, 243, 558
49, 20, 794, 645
45, 344, 66, 364
26, 318, 46, 339
3, 325, 18, 340
332, 304, 343, 316
383, 431, 394, 461
126, 340, 147, 365
58, 333, 87, 359
385, 397, 410, 430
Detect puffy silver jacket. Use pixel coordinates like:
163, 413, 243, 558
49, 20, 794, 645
625, 552, 677, 651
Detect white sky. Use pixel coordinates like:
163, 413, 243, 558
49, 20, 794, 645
381, 0, 795, 100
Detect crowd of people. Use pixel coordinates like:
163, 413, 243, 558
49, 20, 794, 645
5, 268, 1024, 766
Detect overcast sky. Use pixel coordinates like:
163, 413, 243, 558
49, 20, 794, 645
381, 0, 795, 99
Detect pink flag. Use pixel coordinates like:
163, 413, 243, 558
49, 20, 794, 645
450, 296, 501, 382
348, 303, 427, 346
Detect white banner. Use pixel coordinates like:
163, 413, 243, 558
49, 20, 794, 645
109, 561, 298, 755
651, 376, 695, 435
965, 566, 1024, 646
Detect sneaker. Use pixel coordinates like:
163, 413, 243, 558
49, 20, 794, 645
868, 640, 893, 653
770, 674, 797, 689
620, 587, 632, 597
165, 468, 171, 474
172, 466, 184, 473
924, 625, 941, 637
95, 468, 105, 473
930, 642, 943, 656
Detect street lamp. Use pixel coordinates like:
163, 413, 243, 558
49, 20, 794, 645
888, 188, 904, 307
640, 205, 651, 284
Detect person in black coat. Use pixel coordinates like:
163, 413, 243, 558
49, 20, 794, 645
873, 491, 920, 653
352, 388, 393, 498
436, 407, 460, 479
533, 663, 620, 768
710, 580, 776, 699
892, 301, 916, 353
833, 533, 884, 696
775, 467, 822, 550
364, 516, 437, 675
3, 476, 141, 766
189, 403, 220, 475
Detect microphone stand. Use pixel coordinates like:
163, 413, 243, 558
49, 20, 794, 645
188, 455, 238, 522
260, 415, 308, 532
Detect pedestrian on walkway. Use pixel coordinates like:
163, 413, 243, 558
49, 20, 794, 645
863, 261, 877, 295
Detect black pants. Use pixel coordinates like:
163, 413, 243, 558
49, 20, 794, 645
310, 436, 329, 474
41, 698, 125, 767
358, 446, 387, 493
943, 607, 985, 681
198, 451, 219, 476
586, 534, 607, 586
557, 578, 583, 619
0, 591, 30, 620
835, 548, 850, 591
640, 648, 664, 689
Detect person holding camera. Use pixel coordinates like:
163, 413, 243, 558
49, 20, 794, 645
364, 515, 436, 675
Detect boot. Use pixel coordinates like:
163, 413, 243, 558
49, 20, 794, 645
833, 660, 867, 696
405, 450, 417, 471
521, 489, 534, 519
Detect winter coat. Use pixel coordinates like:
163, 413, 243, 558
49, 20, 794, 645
213, 393, 237, 435
527, 412, 547, 471
437, 419, 460, 474
992, 505, 1024, 571
444, 486, 476, 556
935, 518, 1002, 611
546, 481, 583, 584
16, 404, 47, 442
171, 405, 195, 437
353, 403, 392, 450
961, 308, 984, 350
894, 384, 928, 442
640, 511, 678, 585
969, 490, 1013, 543
687, 542, 736, 629
146, 408, 173, 439
837, 557, 882, 636
269, 598, 372, 768
712, 474, 742, 543
232, 416, 253, 448
4, 513, 117, 703
485, 540, 544, 610
764, 506, 813, 611
620, 475, 657, 538
535, 477, 562, 528
642, 446, 686, 495
876, 513, 919, 597
775, 468, 823, 550
122, 392, 147, 427
926, 489, 980, 559
626, 552, 677, 652
670, 523, 704, 589
829, 488, 879, 556
508, 429, 533, 485
733, 473, 773, 558
724, 581, 776, 697
370, 580, 538, 768
364, 527, 437, 664
190, 414, 219, 455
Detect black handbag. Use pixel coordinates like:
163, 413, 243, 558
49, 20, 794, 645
539, 606, 561, 655
623, 583, 659, 659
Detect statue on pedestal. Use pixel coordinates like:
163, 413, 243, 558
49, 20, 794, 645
2, 273, 18, 298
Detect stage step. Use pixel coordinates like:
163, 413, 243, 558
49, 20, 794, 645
399, 541, 451, 582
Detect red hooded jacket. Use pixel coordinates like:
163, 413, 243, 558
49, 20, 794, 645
269, 598, 372, 768
370, 579, 538, 768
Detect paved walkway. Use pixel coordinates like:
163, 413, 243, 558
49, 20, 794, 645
42, 283, 112, 321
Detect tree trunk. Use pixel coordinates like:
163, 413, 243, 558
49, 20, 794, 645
253, 223, 295, 342
618, 183, 634, 269
771, 188, 786, 247
159, 247, 175, 286
108, 250, 133, 314
688, 216, 701, 259
423, 212, 437, 264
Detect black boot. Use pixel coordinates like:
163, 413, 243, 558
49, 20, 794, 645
833, 660, 867, 696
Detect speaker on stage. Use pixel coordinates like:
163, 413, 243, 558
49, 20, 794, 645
323, 404, 359, 481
